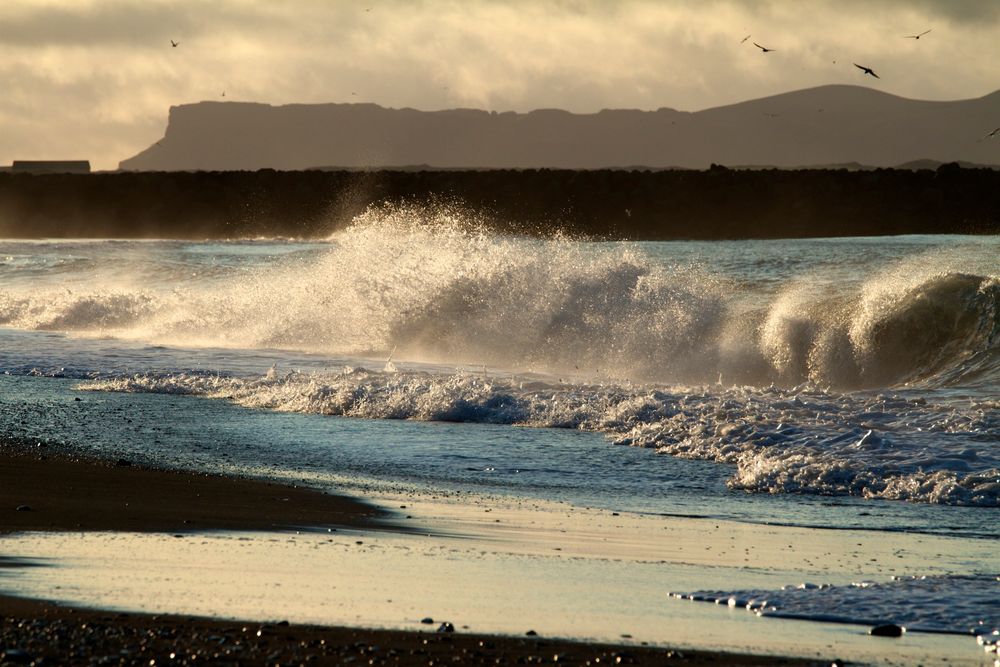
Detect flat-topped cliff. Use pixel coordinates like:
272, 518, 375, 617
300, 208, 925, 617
119, 86, 1000, 172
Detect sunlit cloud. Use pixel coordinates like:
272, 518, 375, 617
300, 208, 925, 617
2, 0, 999, 169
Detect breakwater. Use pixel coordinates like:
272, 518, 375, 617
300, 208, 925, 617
1, 166, 998, 239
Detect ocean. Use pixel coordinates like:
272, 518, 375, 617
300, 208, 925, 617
1, 210, 997, 650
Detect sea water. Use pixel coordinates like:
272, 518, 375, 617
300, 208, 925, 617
0, 208, 997, 639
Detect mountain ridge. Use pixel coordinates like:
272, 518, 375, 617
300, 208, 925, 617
119, 85, 1000, 171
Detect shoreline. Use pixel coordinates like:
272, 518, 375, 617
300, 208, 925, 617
0, 443, 826, 665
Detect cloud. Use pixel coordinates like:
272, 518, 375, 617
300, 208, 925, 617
889, 0, 1000, 23
0, 0, 281, 47
1, 0, 998, 169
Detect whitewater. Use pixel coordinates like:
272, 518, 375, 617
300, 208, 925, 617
1, 209, 998, 511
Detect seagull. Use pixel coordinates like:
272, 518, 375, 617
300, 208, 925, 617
978, 127, 1000, 142
170, 39, 179, 48
741, 34, 751, 44
904, 29, 931, 39
753, 42, 775, 53
854, 63, 880, 79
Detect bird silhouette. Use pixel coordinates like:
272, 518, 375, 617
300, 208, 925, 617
904, 29, 931, 39
741, 34, 751, 44
753, 42, 775, 52
854, 63, 879, 78
978, 127, 1000, 142
170, 39, 179, 48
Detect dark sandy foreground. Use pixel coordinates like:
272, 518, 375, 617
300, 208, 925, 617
0, 594, 826, 667
0, 445, 381, 534
0, 445, 825, 666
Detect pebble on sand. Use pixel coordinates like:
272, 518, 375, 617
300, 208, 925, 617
2, 648, 33, 664
869, 624, 905, 637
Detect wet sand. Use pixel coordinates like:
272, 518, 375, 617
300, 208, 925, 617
0, 444, 383, 534
0, 444, 824, 665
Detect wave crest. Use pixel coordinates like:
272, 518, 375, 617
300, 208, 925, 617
1, 208, 997, 390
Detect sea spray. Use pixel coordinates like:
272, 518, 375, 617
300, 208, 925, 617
1, 208, 997, 390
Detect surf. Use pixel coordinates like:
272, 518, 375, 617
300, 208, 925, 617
1, 207, 997, 391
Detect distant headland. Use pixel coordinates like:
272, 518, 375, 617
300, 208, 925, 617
119, 85, 1000, 172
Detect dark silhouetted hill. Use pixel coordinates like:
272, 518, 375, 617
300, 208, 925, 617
119, 86, 1000, 171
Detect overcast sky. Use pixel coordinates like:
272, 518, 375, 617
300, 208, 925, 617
2, 0, 999, 170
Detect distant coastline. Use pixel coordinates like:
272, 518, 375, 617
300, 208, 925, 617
117, 86, 1000, 173
1, 166, 998, 240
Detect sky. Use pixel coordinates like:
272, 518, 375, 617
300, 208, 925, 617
2, 0, 999, 170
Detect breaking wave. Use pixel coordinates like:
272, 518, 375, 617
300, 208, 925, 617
4, 210, 999, 507
1, 207, 998, 391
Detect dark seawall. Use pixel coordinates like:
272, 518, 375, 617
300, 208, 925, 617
1, 166, 998, 240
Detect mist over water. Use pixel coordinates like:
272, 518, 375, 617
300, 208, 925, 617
1, 206, 998, 506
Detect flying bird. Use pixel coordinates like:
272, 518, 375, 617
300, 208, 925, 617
978, 127, 1000, 141
753, 42, 775, 52
741, 34, 751, 44
170, 39, 179, 47
854, 63, 879, 78
904, 29, 931, 39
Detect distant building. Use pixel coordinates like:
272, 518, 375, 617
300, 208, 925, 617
11, 160, 91, 174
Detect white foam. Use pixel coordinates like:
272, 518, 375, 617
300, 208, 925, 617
1, 210, 997, 390
79, 367, 1000, 506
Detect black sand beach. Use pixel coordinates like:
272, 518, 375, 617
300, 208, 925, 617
0, 443, 826, 666
0, 593, 824, 666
